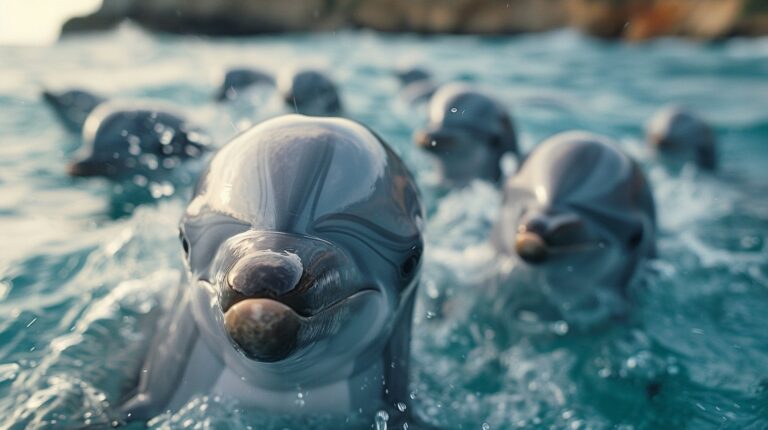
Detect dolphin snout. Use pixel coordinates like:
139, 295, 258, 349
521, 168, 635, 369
221, 251, 307, 361
224, 298, 301, 362
414, 128, 454, 152
515, 231, 548, 263
67, 159, 109, 177
515, 212, 585, 263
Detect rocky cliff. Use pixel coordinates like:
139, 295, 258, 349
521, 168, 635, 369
61, 0, 768, 39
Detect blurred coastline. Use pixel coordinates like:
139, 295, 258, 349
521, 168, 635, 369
62, 0, 768, 41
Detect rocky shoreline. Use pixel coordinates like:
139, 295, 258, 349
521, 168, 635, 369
62, 0, 768, 40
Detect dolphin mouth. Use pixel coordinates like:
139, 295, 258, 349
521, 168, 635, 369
414, 127, 457, 152
67, 159, 110, 177
222, 289, 378, 362
515, 231, 604, 264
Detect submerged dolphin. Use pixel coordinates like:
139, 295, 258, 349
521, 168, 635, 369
394, 66, 437, 105
646, 105, 717, 171
278, 69, 342, 116
401, 80, 439, 105
215, 67, 275, 101
395, 66, 432, 87
414, 83, 518, 185
121, 115, 426, 427
42, 88, 106, 133
67, 101, 211, 180
493, 131, 656, 304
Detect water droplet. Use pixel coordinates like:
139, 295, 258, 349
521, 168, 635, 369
160, 129, 175, 145
128, 143, 141, 156
482, 423, 491, 430
185, 145, 201, 157
375, 410, 389, 430
626, 357, 637, 369
450, 107, 458, 113
396, 402, 407, 412
141, 154, 159, 170
551, 320, 569, 335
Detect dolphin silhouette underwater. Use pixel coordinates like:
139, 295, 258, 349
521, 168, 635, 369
120, 114, 427, 427
491, 131, 656, 325
414, 83, 519, 186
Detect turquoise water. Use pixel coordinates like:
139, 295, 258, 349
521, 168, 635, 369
1, 25, 767, 429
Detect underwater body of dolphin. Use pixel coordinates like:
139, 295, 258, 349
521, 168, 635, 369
493, 131, 656, 295
278, 69, 342, 116
67, 101, 211, 180
646, 105, 717, 171
215, 67, 275, 101
121, 115, 426, 426
414, 83, 518, 185
42, 88, 106, 133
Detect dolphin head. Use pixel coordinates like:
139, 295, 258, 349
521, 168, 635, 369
414, 83, 518, 184
67, 102, 211, 180
496, 131, 656, 292
180, 115, 424, 384
279, 70, 342, 117
216, 68, 275, 101
646, 105, 717, 171
394, 67, 432, 86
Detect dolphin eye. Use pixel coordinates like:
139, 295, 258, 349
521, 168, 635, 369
400, 245, 423, 278
179, 229, 190, 257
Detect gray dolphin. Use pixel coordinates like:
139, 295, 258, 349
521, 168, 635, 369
395, 66, 432, 86
395, 67, 438, 106
42, 88, 106, 133
493, 131, 656, 293
646, 105, 717, 170
121, 115, 426, 427
67, 101, 211, 180
216, 67, 275, 101
278, 69, 342, 116
414, 83, 518, 185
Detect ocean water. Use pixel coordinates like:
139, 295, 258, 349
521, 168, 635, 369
1, 25, 767, 429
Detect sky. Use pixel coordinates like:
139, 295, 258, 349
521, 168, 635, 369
0, 0, 103, 45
